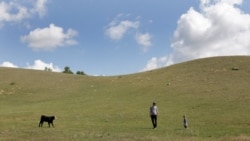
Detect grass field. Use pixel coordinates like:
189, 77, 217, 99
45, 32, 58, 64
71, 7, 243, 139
1, 56, 250, 141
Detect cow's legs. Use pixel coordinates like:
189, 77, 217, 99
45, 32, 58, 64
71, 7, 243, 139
48, 122, 54, 128
39, 121, 43, 127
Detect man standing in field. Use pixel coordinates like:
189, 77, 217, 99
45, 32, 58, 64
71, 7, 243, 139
150, 102, 158, 129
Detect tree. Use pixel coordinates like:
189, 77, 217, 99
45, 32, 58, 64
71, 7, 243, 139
44, 67, 52, 72
62, 66, 74, 74
76, 71, 86, 75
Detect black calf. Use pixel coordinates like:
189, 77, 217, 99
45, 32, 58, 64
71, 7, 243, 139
39, 115, 56, 128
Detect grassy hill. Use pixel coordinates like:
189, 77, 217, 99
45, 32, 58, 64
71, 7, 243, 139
0, 56, 250, 141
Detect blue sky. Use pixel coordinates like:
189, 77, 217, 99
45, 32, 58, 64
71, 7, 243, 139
1, 0, 250, 76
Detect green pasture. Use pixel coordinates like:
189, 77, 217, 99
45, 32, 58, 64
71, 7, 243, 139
0, 56, 250, 141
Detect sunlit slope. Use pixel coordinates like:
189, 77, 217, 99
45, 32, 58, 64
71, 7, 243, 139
0, 56, 250, 140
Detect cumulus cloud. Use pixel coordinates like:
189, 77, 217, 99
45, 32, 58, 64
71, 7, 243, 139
32, 0, 48, 17
0, 61, 18, 68
169, 0, 250, 64
106, 19, 139, 40
135, 32, 152, 52
0, 1, 29, 26
105, 14, 153, 52
26, 60, 61, 72
21, 24, 78, 51
143, 0, 250, 72
0, 0, 48, 27
0, 60, 61, 72
141, 57, 168, 72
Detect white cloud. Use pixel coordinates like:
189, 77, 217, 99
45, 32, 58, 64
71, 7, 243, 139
142, 0, 250, 72
141, 56, 168, 72
106, 20, 139, 40
0, 1, 29, 24
168, 0, 250, 64
105, 14, 153, 52
0, 0, 48, 27
0, 60, 61, 72
26, 60, 61, 72
135, 32, 152, 52
32, 0, 48, 17
21, 24, 78, 51
0, 61, 18, 68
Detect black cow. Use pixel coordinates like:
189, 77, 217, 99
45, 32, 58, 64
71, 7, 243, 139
38, 115, 56, 128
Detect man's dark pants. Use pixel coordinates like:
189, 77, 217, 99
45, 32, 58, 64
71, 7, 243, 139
151, 115, 157, 128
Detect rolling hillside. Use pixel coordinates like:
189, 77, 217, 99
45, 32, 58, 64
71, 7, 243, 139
0, 56, 250, 141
